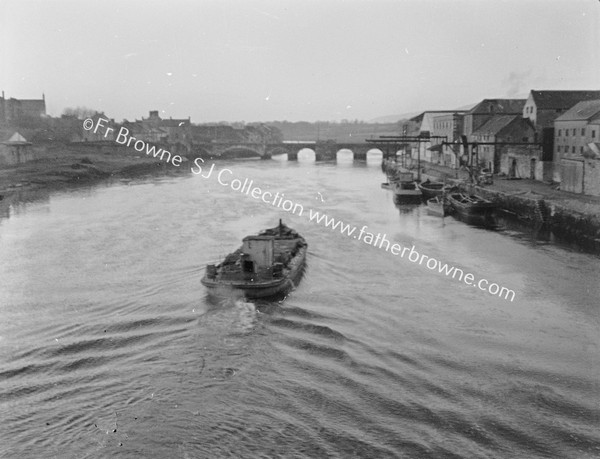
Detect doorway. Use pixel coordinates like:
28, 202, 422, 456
509, 157, 517, 178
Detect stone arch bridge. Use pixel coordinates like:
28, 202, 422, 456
187, 140, 396, 161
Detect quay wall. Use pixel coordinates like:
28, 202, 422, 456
393, 159, 600, 249
461, 184, 546, 224
461, 183, 600, 249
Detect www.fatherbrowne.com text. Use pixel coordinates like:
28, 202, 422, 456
191, 158, 516, 303
83, 117, 516, 302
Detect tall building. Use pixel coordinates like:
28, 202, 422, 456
523, 90, 600, 181
554, 99, 600, 186
0, 92, 46, 124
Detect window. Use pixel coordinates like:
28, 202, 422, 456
593, 130, 597, 139
582, 128, 585, 136
572, 146, 576, 153
580, 146, 584, 154
558, 129, 562, 136
572, 128, 576, 135
566, 130, 569, 137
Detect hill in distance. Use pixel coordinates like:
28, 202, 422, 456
268, 120, 403, 142
370, 102, 478, 124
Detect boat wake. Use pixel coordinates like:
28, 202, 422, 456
200, 295, 260, 335
233, 299, 258, 332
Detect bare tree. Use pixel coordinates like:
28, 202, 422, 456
62, 107, 99, 119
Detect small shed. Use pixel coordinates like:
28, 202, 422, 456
0, 132, 34, 165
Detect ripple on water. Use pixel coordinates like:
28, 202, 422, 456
1, 163, 599, 458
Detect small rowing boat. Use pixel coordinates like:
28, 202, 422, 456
417, 180, 451, 200
447, 193, 495, 218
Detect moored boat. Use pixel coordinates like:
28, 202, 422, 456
418, 180, 451, 200
201, 220, 307, 299
447, 193, 495, 218
382, 169, 402, 190
381, 179, 399, 190
392, 171, 422, 203
426, 196, 450, 217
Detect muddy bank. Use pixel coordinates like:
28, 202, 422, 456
0, 144, 189, 219
0, 144, 183, 196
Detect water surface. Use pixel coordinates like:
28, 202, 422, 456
1, 159, 599, 458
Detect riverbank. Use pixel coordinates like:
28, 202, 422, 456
387, 159, 600, 250
0, 144, 180, 200
466, 180, 600, 251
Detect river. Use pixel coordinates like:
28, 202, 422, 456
1, 156, 599, 458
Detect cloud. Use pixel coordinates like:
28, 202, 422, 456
504, 70, 532, 97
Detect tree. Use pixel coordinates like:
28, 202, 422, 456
62, 106, 99, 119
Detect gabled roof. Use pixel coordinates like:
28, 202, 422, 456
530, 90, 600, 110
409, 110, 463, 123
416, 111, 465, 132
7, 132, 29, 143
555, 99, 600, 122
409, 113, 424, 123
468, 99, 526, 115
473, 115, 534, 138
587, 142, 600, 157
472, 115, 518, 136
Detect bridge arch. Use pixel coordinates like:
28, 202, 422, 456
335, 144, 371, 161
336, 148, 355, 162
267, 146, 292, 161
366, 148, 383, 163
297, 148, 316, 162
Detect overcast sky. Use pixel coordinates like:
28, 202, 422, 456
1, 0, 598, 123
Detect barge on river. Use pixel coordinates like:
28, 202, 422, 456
201, 220, 307, 299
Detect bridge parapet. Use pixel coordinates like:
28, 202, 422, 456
186, 140, 383, 161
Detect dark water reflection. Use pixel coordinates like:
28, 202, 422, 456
0, 160, 599, 458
